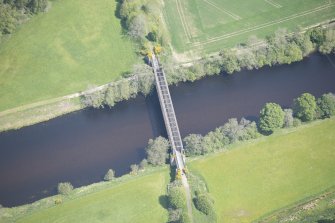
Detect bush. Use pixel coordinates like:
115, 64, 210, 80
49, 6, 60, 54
293, 93, 317, 122
259, 103, 285, 133
317, 93, 335, 119
104, 169, 115, 181
283, 109, 294, 128
168, 208, 182, 222
57, 182, 73, 195
194, 192, 215, 215
293, 118, 302, 127
168, 186, 186, 209
54, 198, 62, 205
130, 164, 139, 175
139, 159, 148, 170
146, 136, 169, 166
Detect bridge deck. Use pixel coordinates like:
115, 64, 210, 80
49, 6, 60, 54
151, 54, 185, 171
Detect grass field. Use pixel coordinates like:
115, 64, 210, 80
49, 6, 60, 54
164, 0, 335, 54
189, 118, 335, 222
10, 170, 169, 223
0, 0, 137, 111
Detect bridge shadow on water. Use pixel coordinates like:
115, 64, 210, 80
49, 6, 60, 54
145, 87, 168, 139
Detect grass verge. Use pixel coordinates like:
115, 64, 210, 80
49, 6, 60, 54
0, 167, 169, 223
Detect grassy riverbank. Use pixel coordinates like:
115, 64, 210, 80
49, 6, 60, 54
0, 167, 169, 223
0, 0, 137, 112
189, 118, 335, 222
1, 118, 334, 222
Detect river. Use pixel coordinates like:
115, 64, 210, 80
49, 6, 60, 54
0, 53, 335, 207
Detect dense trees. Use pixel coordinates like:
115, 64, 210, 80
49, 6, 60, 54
259, 103, 285, 133
0, 0, 47, 36
182, 118, 259, 157
293, 93, 317, 122
145, 136, 169, 166
118, 0, 168, 49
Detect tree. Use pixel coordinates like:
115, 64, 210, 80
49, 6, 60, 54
146, 136, 169, 166
219, 49, 240, 74
104, 85, 116, 107
0, 3, 17, 35
293, 93, 317, 121
283, 109, 294, 128
81, 86, 105, 108
57, 182, 73, 195
259, 103, 284, 132
29, 0, 47, 13
104, 169, 115, 181
317, 93, 335, 118
128, 14, 147, 39
168, 186, 186, 209
319, 29, 335, 54
183, 134, 204, 156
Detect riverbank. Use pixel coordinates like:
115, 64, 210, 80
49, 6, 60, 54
0, 166, 169, 223
1, 22, 334, 132
1, 117, 334, 223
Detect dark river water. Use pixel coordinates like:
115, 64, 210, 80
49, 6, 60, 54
1, 53, 335, 207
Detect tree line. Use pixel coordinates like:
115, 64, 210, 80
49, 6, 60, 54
0, 0, 47, 37
165, 26, 335, 85
144, 92, 335, 161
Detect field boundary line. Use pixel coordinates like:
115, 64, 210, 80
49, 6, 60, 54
264, 0, 282, 8
202, 0, 241, 20
175, 0, 192, 41
192, 3, 335, 47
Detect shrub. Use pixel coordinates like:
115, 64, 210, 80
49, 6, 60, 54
283, 109, 294, 128
54, 198, 62, 205
259, 103, 285, 133
293, 118, 302, 127
293, 93, 317, 122
194, 192, 215, 215
146, 136, 169, 166
168, 208, 182, 222
168, 186, 186, 209
104, 169, 115, 181
317, 93, 335, 118
57, 182, 73, 195
130, 164, 139, 175
139, 159, 148, 170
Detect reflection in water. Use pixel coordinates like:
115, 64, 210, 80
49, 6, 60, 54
0, 53, 335, 206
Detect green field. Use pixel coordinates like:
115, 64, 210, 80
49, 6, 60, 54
12, 170, 169, 223
164, 0, 335, 54
189, 118, 335, 222
0, 0, 137, 111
